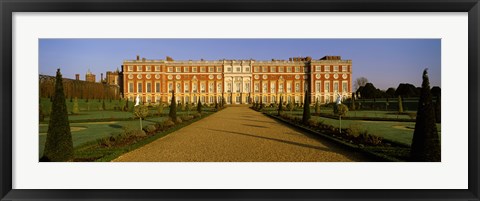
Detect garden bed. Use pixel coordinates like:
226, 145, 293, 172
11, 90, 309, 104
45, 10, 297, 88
264, 112, 411, 162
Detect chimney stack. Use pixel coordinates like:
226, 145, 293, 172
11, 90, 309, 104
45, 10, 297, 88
136, 55, 140, 61
101, 73, 104, 82
75, 74, 79, 80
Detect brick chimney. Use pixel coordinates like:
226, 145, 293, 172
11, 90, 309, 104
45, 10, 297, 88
75, 74, 79, 80
101, 73, 103, 82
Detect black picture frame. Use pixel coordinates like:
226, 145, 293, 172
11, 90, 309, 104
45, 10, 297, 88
1, 0, 479, 200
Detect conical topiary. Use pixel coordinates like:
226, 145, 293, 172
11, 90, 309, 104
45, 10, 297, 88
302, 90, 311, 124
41, 69, 73, 162
169, 90, 177, 120
410, 69, 441, 162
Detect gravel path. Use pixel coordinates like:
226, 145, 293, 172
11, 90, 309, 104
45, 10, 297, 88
113, 106, 370, 162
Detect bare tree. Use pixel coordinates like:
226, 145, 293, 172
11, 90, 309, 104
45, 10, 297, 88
354, 77, 369, 91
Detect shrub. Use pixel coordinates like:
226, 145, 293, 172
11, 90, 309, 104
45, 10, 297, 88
127, 129, 147, 137
193, 113, 202, 118
142, 124, 157, 134
162, 119, 175, 128
175, 117, 183, 124
181, 115, 194, 121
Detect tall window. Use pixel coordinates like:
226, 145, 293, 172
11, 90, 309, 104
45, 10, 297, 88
262, 83, 268, 93
316, 82, 321, 93
200, 83, 206, 93
137, 82, 143, 93
227, 83, 232, 92
155, 82, 160, 93
245, 83, 250, 93
287, 83, 292, 93
279, 83, 284, 93
236, 67, 241, 72
129, 82, 134, 93
146, 66, 151, 71
254, 83, 260, 92
137, 66, 142, 71
270, 82, 276, 93
342, 82, 348, 92
209, 83, 214, 93
334, 82, 339, 92
325, 82, 330, 93
192, 83, 197, 93
176, 83, 181, 93
236, 83, 241, 92
342, 65, 347, 72
168, 83, 173, 92
146, 83, 151, 93
217, 83, 222, 93
295, 83, 300, 92
184, 83, 189, 93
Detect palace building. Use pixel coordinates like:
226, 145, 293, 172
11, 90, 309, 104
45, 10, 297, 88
121, 55, 352, 105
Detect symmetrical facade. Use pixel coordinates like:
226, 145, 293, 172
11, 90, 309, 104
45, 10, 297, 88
121, 55, 352, 105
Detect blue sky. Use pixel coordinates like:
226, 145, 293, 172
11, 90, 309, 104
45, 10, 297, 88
39, 39, 441, 90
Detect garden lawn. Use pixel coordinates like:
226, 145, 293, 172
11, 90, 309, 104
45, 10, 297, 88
39, 117, 168, 158
310, 116, 441, 146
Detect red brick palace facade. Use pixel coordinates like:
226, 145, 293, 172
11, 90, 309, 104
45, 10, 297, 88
120, 55, 352, 105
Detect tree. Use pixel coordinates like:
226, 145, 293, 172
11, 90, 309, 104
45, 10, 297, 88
278, 96, 284, 115
360, 83, 377, 99
186, 102, 192, 115
398, 95, 404, 113
302, 90, 311, 124
286, 101, 293, 114
214, 99, 219, 111
169, 90, 177, 120
395, 83, 419, 98
410, 69, 441, 162
42, 69, 73, 162
72, 97, 80, 114
337, 104, 349, 133
134, 105, 149, 130
124, 98, 129, 111
350, 92, 356, 111
354, 77, 369, 91
197, 99, 202, 114
435, 94, 441, 123
386, 87, 396, 98
314, 97, 320, 115
157, 102, 164, 116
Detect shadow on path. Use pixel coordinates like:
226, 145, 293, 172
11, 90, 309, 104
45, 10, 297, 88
205, 128, 337, 154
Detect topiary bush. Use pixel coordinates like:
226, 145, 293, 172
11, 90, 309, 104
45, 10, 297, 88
142, 124, 157, 134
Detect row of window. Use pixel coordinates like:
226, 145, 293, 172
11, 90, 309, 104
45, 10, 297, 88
128, 81, 348, 94
127, 65, 350, 73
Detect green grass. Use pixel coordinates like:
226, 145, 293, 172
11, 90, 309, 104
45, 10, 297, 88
39, 117, 168, 158
261, 107, 440, 146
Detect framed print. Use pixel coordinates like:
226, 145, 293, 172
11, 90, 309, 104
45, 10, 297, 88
1, 0, 479, 201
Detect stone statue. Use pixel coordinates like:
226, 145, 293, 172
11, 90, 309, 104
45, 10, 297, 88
135, 95, 140, 106
336, 92, 342, 105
